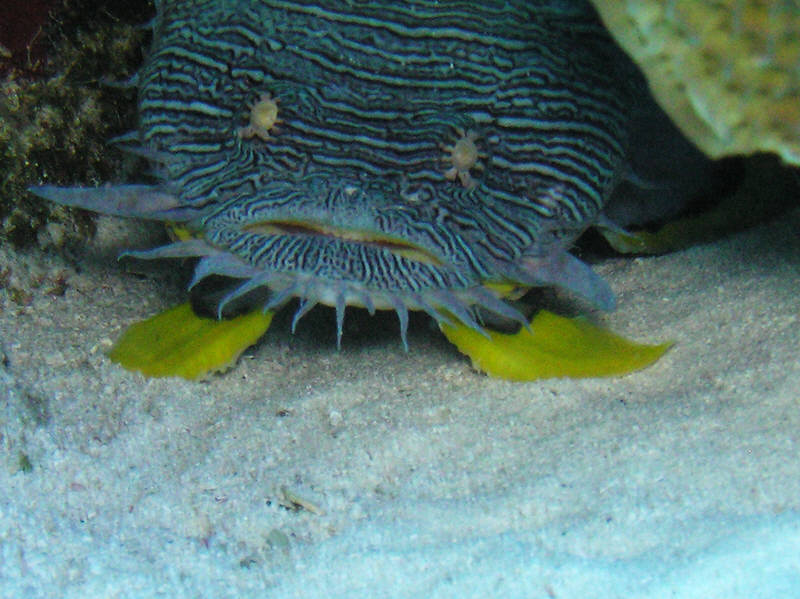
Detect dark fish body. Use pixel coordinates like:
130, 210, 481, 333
34, 0, 645, 346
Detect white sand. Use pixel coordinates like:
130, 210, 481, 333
1, 209, 799, 597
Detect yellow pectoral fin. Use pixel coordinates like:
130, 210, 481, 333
601, 155, 797, 255
440, 309, 671, 381
166, 223, 195, 241
108, 302, 273, 380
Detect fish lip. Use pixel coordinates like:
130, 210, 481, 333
241, 218, 447, 267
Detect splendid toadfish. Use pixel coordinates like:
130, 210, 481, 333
32, 0, 681, 379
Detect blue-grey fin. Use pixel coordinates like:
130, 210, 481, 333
389, 296, 410, 352
335, 292, 346, 349
620, 161, 661, 190
189, 255, 258, 290
262, 284, 299, 314
507, 247, 616, 311
126, 147, 173, 164
121, 240, 215, 260
29, 184, 194, 222
429, 290, 489, 339
291, 298, 317, 333
216, 275, 271, 319
608, 89, 721, 228
103, 139, 172, 165
413, 294, 456, 328
467, 287, 530, 330
360, 291, 376, 316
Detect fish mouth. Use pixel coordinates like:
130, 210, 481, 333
158, 212, 530, 349
241, 219, 445, 267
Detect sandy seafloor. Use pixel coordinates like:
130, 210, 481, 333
1, 207, 798, 598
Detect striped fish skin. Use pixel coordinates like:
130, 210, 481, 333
40, 0, 643, 346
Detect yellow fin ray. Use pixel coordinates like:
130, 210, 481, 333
440, 309, 671, 381
108, 302, 273, 380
